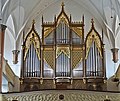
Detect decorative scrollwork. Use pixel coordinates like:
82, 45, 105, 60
85, 20, 103, 59
56, 47, 70, 58
24, 21, 41, 60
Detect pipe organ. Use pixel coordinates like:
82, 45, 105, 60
20, 3, 106, 92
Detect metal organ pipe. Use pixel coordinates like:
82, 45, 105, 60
92, 46, 94, 76
24, 43, 41, 78
56, 52, 70, 77
60, 54, 63, 76
62, 22, 64, 43
31, 44, 33, 76
64, 55, 67, 76
63, 23, 65, 43
62, 54, 66, 76
65, 24, 66, 43
35, 50, 37, 77
26, 52, 28, 77
94, 42, 96, 76
28, 47, 30, 76
31, 44, 34, 77
90, 47, 92, 75
67, 24, 68, 43
33, 48, 35, 77
55, 21, 71, 77
96, 44, 98, 75
30, 45, 31, 77
61, 23, 62, 43
86, 41, 103, 77
66, 54, 67, 76
33, 45, 34, 76
63, 54, 64, 76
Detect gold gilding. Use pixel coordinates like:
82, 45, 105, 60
72, 50, 83, 69
85, 30, 102, 59
71, 27, 82, 38
24, 23, 41, 60
44, 51, 54, 69
44, 27, 54, 38
56, 47, 70, 58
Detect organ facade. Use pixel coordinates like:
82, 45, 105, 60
20, 3, 106, 92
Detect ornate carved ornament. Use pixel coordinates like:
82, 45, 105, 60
24, 20, 41, 60
56, 2, 69, 26
71, 27, 83, 38
56, 47, 70, 58
85, 19, 102, 59
44, 47, 54, 51
72, 50, 83, 69
43, 2, 70, 39
72, 47, 83, 51
43, 2, 84, 39
44, 27, 54, 38
57, 14, 69, 27
44, 51, 54, 69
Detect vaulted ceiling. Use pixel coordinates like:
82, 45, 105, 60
1, 0, 120, 48
1, 0, 120, 77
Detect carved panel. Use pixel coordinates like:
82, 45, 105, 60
72, 50, 83, 69
72, 79, 86, 89
42, 79, 55, 89
44, 51, 54, 69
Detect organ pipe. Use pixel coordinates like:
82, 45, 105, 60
56, 53, 70, 77
24, 43, 40, 77
86, 42, 103, 77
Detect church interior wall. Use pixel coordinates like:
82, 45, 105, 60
3, 0, 117, 79
2, 0, 120, 93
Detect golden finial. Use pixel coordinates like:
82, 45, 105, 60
91, 18, 94, 27
32, 19, 35, 28
61, 1, 65, 11
32, 19, 35, 24
91, 18, 94, 24
61, 2, 65, 7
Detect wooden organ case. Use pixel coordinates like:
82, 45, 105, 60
20, 3, 106, 91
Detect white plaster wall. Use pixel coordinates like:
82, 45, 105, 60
4, 28, 21, 77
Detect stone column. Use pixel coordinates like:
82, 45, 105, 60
0, 24, 7, 92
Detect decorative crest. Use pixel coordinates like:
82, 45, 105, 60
61, 2, 65, 10
33, 19, 35, 24
91, 18, 94, 28
32, 19, 35, 28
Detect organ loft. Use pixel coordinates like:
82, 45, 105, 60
20, 3, 106, 92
